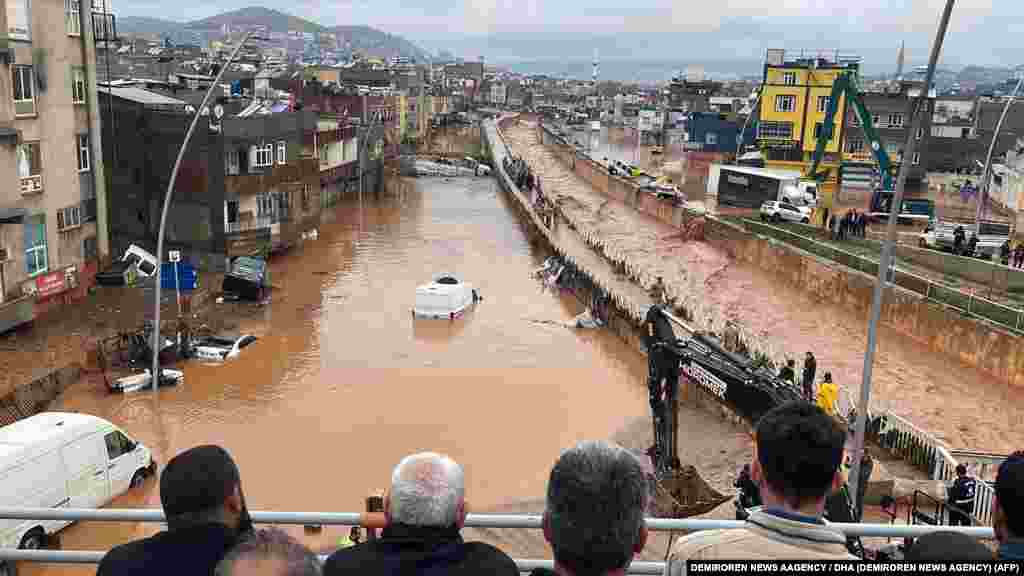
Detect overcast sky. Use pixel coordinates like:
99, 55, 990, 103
117, 0, 1023, 71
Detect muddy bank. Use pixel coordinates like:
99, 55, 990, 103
505, 117, 1023, 454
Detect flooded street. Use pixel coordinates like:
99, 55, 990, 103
25, 175, 751, 574
503, 118, 1024, 454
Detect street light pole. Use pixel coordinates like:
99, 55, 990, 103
846, 0, 955, 517
151, 32, 258, 391
976, 73, 1024, 230
737, 89, 763, 159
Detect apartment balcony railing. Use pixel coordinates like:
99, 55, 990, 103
92, 12, 116, 42
226, 217, 274, 234
0, 507, 998, 573
19, 175, 42, 196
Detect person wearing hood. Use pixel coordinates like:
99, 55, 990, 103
323, 452, 518, 576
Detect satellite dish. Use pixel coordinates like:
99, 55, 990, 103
185, 104, 196, 114
201, 106, 210, 116
214, 104, 224, 119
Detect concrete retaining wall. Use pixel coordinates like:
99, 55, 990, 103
534, 122, 1024, 388
0, 364, 81, 428
492, 117, 750, 431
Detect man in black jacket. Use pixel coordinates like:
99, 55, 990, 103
97, 445, 254, 576
529, 440, 649, 576
323, 452, 518, 576
948, 464, 976, 526
802, 351, 817, 402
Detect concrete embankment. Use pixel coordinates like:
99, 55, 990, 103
536, 120, 1024, 391
503, 117, 1024, 454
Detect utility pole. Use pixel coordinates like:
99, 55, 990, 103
151, 32, 260, 391
81, 1, 109, 263
976, 73, 1024, 231
846, 0, 955, 518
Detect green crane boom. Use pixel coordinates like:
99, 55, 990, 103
807, 72, 894, 192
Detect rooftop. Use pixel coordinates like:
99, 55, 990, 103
99, 86, 189, 108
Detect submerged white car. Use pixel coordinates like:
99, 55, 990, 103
413, 275, 480, 320
190, 334, 258, 362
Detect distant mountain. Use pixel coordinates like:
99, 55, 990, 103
117, 16, 186, 38
328, 25, 427, 61
116, 7, 428, 60
186, 7, 320, 35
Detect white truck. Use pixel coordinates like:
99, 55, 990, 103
0, 412, 155, 552
714, 165, 818, 210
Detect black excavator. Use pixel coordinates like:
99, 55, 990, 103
641, 305, 863, 556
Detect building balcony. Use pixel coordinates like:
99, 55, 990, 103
20, 174, 42, 195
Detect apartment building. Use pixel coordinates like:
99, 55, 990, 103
843, 82, 934, 184
757, 49, 860, 183
0, 0, 109, 312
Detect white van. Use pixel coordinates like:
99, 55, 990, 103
0, 412, 154, 550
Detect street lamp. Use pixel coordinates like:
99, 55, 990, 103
846, 0, 955, 518
151, 31, 268, 391
976, 69, 1024, 229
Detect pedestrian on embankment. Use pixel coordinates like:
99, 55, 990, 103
778, 359, 796, 384
802, 352, 817, 401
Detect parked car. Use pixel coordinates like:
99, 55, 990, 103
190, 334, 258, 362
760, 200, 810, 224
918, 224, 937, 249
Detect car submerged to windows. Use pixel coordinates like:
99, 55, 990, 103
190, 334, 258, 362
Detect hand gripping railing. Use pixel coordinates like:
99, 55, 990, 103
0, 507, 998, 568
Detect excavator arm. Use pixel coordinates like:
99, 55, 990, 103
806, 73, 893, 191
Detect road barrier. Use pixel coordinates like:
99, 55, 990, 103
744, 219, 1024, 335
0, 507, 999, 572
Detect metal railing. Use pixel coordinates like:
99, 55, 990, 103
0, 507, 999, 571
743, 219, 1024, 334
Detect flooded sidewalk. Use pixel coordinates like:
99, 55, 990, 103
503, 119, 1024, 454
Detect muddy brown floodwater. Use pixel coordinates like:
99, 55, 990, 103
24, 176, 751, 574
504, 119, 1024, 455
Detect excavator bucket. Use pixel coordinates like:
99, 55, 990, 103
649, 465, 733, 518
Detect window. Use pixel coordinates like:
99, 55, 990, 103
65, 0, 81, 35
886, 142, 900, 158
83, 236, 97, 260
845, 138, 864, 153
257, 193, 275, 218
758, 121, 794, 140
225, 150, 240, 175
17, 141, 41, 181
24, 214, 47, 277
13, 65, 35, 116
889, 113, 904, 128
916, 126, 924, 140
705, 132, 718, 146
871, 114, 880, 127
72, 68, 85, 104
77, 134, 90, 171
782, 72, 797, 86
104, 431, 133, 460
57, 205, 81, 231
912, 151, 920, 165
775, 95, 796, 113
814, 122, 833, 140
251, 144, 273, 168
817, 96, 831, 113
276, 141, 286, 164
301, 183, 311, 210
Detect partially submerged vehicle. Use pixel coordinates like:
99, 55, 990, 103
223, 256, 268, 301
413, 275, 480, 319
108, 368, 183, 394
190, 334, 258, 362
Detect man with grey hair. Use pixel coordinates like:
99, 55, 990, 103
323, 451, 518, 575
530, 440, 650, 576
216, 528, 321, 576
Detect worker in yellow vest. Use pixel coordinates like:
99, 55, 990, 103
817, 372, 839, 417
337, 527, 362, 549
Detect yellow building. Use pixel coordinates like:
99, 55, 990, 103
757, 49, 861, 185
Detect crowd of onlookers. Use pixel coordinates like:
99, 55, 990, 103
504, 154, 554, 229
90, 400, 1022, 576
826, 209, 868, 242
